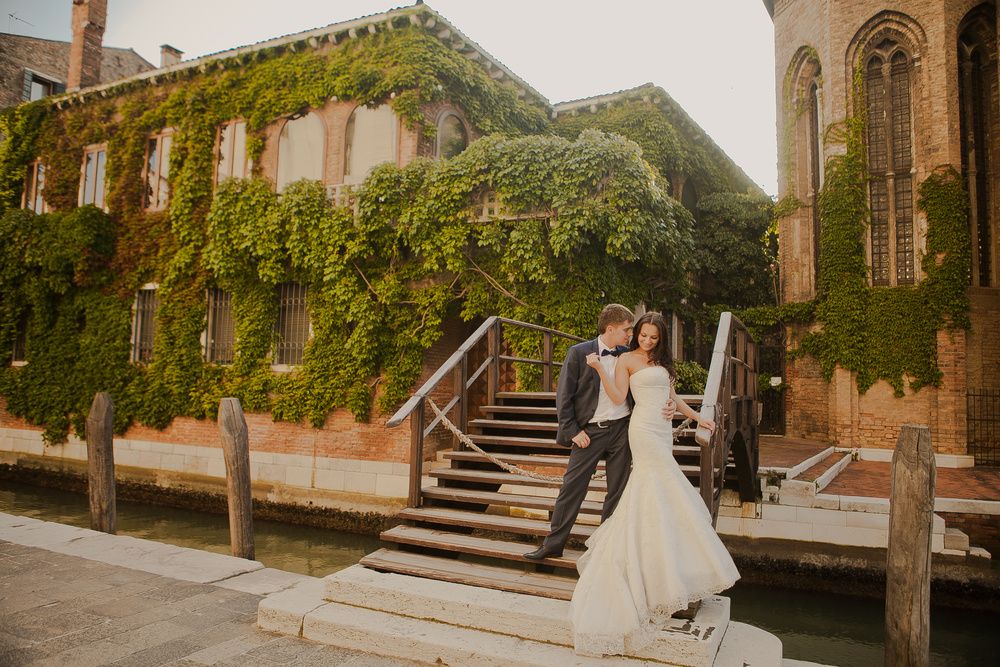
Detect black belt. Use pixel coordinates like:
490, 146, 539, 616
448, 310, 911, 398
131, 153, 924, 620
590, 415, 629, 429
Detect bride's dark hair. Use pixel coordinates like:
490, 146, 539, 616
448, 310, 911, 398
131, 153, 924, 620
629, 311, 675, 375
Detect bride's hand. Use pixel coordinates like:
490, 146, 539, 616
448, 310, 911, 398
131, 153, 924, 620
585, 352, 602, 369
697, 418, 716, 434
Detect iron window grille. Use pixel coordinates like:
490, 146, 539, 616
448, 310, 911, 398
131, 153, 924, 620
274, 282, 310, 366
132, 288, 159, 362
205, 288, 235, 365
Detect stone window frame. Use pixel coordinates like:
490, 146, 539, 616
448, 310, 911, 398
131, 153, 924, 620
434, 107, 470, 159
786, 47, 824, 293
22, 159, 47, 214
342, 103, 399, 186
848, 14, 926, 289
79, 143, 108, 211
276, 110, 327, 192
131, 284, 160, 363
213, 119, 252, 187
958, 7, 998, 289
142, 130, 174, 212
10, 309, 28, 367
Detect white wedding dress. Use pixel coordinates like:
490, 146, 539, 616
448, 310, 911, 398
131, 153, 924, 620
568, 365, 740, 657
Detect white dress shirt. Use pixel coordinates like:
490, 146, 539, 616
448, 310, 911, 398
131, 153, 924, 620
589, 338, 630, 424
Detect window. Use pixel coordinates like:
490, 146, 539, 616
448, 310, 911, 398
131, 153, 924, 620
11, 311, 28, 364
436, 112, 468, 159
22, 69, 64, 102
959, 11, 997, 287
807, 81, 822, 288
864, 41, 915, 287
215, 120, 251, 185
681, 179, 697, 217
143, 132, 173, 211
205, 288, 235, 364
23, 161, 46, 213
344, 105, 396, 184
79, 145, 107, 210
131, 287, 159, 362
276, 112, 324, 191
274, 282, 309, 366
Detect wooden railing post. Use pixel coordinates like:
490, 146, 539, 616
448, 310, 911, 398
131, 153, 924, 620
885, 425, 935, 666
542, 332, 554, 392
218, 397, 255, 560
487, 320, 500, 404
86, 392, 116, 534
408, 396, 425, 508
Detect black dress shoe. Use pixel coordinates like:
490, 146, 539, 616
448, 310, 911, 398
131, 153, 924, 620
524, 545, 563, 560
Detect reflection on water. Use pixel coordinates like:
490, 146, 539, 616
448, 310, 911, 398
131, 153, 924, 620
2, 480, 998, 666
0, 479, 382, 578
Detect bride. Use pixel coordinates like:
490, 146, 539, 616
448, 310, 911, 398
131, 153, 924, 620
568, 311, 740, 656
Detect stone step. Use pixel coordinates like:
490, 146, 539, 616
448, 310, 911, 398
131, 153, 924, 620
944, 526, 970, 552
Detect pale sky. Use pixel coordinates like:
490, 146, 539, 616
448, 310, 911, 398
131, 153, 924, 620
2, 0, 778, 195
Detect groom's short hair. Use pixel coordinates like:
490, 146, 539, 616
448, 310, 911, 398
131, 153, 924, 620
598, 304, 634, 334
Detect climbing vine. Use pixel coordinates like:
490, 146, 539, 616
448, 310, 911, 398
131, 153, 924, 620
0, 8, 708, 442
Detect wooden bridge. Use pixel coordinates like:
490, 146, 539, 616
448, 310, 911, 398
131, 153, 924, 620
360, 312, 760, 600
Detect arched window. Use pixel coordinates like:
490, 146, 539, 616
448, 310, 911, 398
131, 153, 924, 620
681, 179, 697, 217
959, 9, 997, 287
344, 104, 397, 184
807, 81, 822, 287
864, 41, 915, 287
436, 111, 468, 159
276, 111, 325, 192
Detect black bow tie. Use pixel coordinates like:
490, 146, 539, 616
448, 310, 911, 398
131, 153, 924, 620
601, 348, 619, 357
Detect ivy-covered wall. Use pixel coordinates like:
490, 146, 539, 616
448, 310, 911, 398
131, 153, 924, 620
0, 7, 756, 448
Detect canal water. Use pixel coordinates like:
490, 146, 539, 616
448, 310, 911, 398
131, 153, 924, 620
1, 479, 997, 666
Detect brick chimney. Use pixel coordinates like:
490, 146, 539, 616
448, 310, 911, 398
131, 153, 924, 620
160, 45, 183, 68
67, 0, 107, 91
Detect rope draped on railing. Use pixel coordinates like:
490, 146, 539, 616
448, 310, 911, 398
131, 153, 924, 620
427, 398, 693, 482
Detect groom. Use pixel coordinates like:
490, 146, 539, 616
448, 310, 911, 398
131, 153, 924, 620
525, 304, 662, 561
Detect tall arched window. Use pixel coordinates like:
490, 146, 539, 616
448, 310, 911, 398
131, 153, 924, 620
276, 111, 325, 192
959, 10, 997, 287
681, 179, 697, 218
864, 41, 915, 286
344, 104, 397, 184
807, 81, 822, 288
436, 111, 468, 159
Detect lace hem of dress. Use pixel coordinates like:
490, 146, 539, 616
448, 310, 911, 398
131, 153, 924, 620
571, 577, 739, 658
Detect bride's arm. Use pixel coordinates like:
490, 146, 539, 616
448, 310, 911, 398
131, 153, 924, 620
670, 386, 715, 432
585, 353, 631, 405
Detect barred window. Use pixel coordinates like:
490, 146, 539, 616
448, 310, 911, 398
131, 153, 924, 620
132, 288, 159, 363
344, 104, 396, 185
80, 145, 107, 210
277, 112, 324, 191
215, 120, 251, 185
274, 282, 309, 366
205, 288, 235, 365
11, 311, 28, 364
143, 132, 173, 211
864, 42, 915, 286
23, 161, 46, 213
436, 112, 468, 159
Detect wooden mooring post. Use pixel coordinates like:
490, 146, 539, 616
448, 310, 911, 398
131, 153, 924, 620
885, 424, 936, 667
218, 397, 255, 560
85, 392, 116, 534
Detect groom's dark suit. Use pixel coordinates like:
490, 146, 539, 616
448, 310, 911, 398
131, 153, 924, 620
537, 337, 633, 554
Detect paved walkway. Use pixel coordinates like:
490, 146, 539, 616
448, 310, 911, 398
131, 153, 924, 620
760, 435, 1000, 501
0, 519, 427, 667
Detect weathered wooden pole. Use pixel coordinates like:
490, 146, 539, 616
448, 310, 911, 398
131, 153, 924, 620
85, 392, 116, 534
885, 425, 936, 667
218, 397, 255, 560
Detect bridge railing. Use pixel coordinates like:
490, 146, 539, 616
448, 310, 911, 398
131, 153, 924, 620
386, 317, 584, 507
695, 312, 760, 520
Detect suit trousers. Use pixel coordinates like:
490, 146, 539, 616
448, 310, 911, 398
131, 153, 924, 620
541, 416, 632, 551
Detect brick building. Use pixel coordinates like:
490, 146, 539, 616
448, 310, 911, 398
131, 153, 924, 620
766, 0, 1000, 463
0, 33, 152, 108
0, 1, 754, 510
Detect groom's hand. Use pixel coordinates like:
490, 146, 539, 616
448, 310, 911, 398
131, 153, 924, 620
662, 399, 676, 421
572, 430, 591, 448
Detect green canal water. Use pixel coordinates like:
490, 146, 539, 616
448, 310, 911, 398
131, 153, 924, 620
1, 479, 997, 666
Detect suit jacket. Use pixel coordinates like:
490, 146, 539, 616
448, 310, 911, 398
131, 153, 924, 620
555, 338, 631, 446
